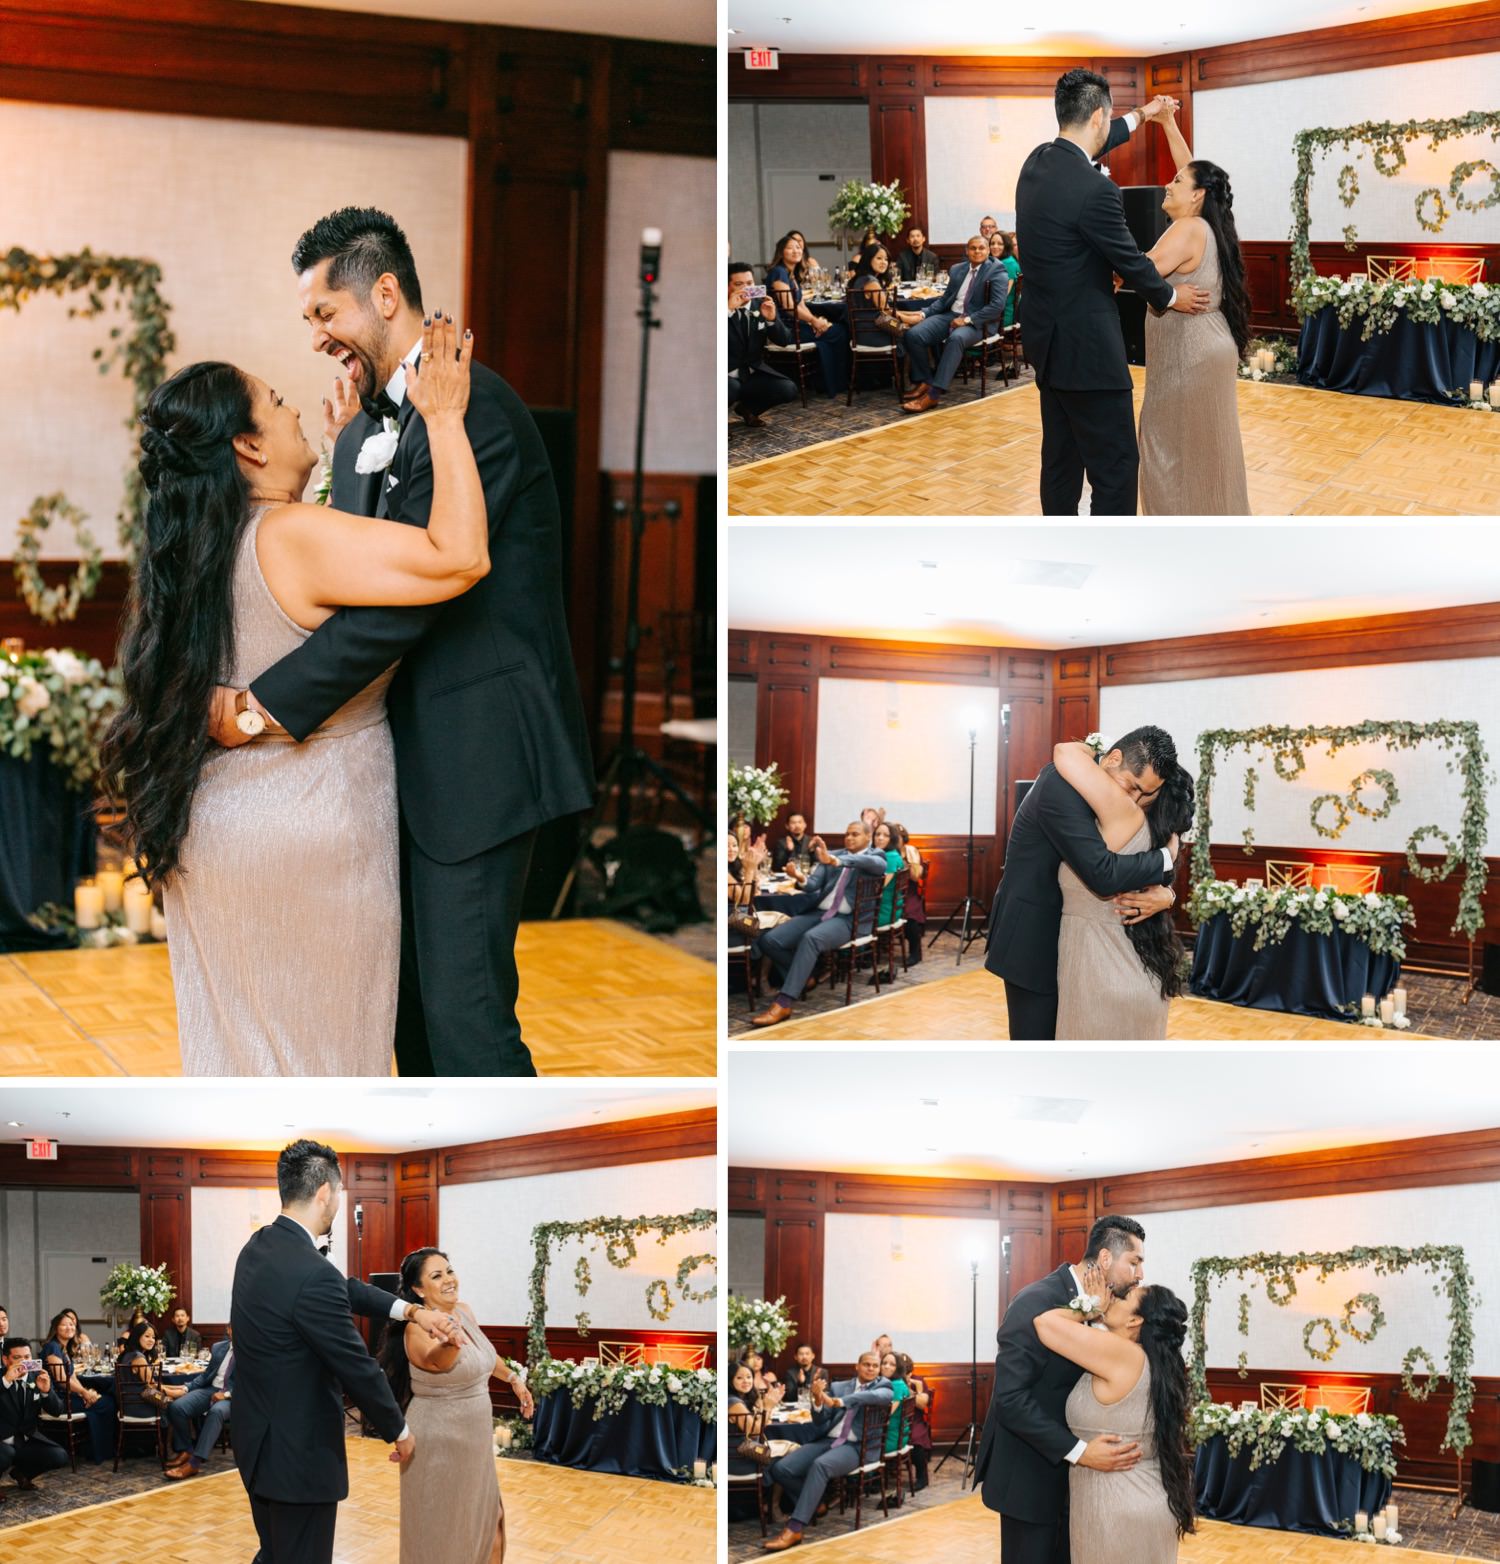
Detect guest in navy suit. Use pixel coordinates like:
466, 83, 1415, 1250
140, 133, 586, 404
0, 1339, 68, 1503
164, 1328, 236, 1480
899, 236, 1009, 413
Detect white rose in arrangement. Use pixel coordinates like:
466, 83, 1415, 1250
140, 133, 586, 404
15, 676, 51, 718
0, 678, 10, 700
1440, 292, 1456, 310
1331, 900, 1350, 921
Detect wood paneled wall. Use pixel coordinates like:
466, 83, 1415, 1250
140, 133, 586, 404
731, 1126, 1500, 1466
0, 0, 712, 724
731, 603, 1500, 928
0, 1108, 716, 1362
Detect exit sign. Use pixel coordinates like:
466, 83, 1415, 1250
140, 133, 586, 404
745, 48, 778, 70
26, 1139, 57, 1161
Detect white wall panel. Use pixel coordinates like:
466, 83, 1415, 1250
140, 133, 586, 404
923, 96, 1060, 244
193, 1186, 347, 1323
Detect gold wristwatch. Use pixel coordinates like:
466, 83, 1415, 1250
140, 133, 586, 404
234, 689, 266, 738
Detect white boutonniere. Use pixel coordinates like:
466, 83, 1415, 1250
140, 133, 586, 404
356, 415, 400, 474
1069, 1293, 1101, 1318
1084, 731, 1105, 756
312, 444, 334, 507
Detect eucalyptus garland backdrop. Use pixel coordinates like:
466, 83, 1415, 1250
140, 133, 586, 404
2, 247, 174, 616
1189, 720, 1493, 945
1189, 1246, 1480, 1457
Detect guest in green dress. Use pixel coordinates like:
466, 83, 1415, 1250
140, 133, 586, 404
879, 1349, 910, 1454
990, 231, 1022, 327
871, 823, 905, 926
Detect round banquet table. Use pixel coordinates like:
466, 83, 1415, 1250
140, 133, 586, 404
1195, 1432, 1392, 1536
531, 1385, 715, 1481
61, 1365, 198, 1463
1298, 306, 1500, 404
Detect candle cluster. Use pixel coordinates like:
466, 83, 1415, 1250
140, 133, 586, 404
1353, 1502, 1400, 1541
1466, 379, 1500, 407
72, 862, 168, 945
1358, 988, 1409, 1028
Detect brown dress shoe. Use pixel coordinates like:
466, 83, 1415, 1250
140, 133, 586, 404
165, 1462, 200, 1480
902, 388, 940, 414
165, 1452, 192, 1471
750, 1003, 793, 1028
763, 1528, 803, 1551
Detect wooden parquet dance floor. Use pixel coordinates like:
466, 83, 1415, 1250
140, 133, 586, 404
787, 1492, 1490, 1563
0, 1438, 715, 1564
738, 965, 1443, 1043
727, 367, 1497, 516
0, 920, 714, 1076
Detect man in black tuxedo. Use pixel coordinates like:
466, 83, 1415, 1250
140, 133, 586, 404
728, 262, 798, 424
0, 1339, 68, 1503
231, 1139, 460, 1564
899, 234, 1008, 414
1016, 72, 1211, 514
160, 1304, 202, 1359
983, 726, 1180, 1040
974, 1216, 1149, 1564
212, 206, 594, 1077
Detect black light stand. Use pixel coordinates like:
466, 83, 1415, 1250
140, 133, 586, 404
929, 707, 1001, 962
552, 229, 711, 918
936, 1254, 982, 1481
348, 1203, 367, 1432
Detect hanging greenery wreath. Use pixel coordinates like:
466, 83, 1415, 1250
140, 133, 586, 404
675, 1253, 718, 1304
644, 1280, 674, 1321
524, 1207, 716, 1363
12, 494, 103, 626
1350, 769, 1399, 819
1188, 1245, 1480, 1455
1449, 159, 1500, 211
1309, 793, 1351, 839
1, 247, 174, 588
1303, 1318, 1341, 1361
1415, 188, 1451, 233
1342, 1293, 1386, 1344
1191, 720, 1492, 939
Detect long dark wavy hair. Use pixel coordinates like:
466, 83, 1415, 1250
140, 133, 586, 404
45, 1309, 79, 1361
101, 361, 258, 886
1185, 159, 1251, 359
377, 1247, 448, 1411
1124, 766, 1195, 999
767, 231, 810, 288
1135, 1285, 1195, 1537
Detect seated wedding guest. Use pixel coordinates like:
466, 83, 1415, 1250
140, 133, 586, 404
728, 1362, 768, 1478
764, 1351, 893, 1551
750, 823, 889, 1029
898, 235, 1008, 415
879, 1350, 911, 1456
160, 1306, 202, 1359
979, 215, 999, 241
119, 1321, 188, 1409
0, 1303, 9, 1350
895, 225, 936, 282
860, 806, 885, 840
0, 1339, 69, 1502
766, 232, 834, 342
782, 1342, 822, 1402
738, 1347, 772, 1395
729, 262, 797, 427
906, 1366, 933, 1489
872, 1333, 893, 1361
848, 243, 907, 350
870, 823, 906, 984
772, 812, 813, 872
117, 1307, 147, 1348
163, 1326, 234, 1481
888, 823, 927, 964
993, 231, 1022, 327
41, 1308, 114, 1463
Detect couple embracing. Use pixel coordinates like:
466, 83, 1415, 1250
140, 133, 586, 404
984, 728, 1195, 1041
975, 1216, 1195, 1564
1020, 69, 1252, 515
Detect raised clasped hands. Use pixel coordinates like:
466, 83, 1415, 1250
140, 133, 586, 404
404, 311, 474, 422
411, 1306, 462, 1346
1138, 95, 1179, 124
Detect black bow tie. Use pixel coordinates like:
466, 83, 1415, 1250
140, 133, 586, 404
318, 1241, 332, 1257
361, 390, 400, 423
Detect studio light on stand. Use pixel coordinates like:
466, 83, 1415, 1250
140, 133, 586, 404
936, 1238, 986, 1483
928, 705, 991, 962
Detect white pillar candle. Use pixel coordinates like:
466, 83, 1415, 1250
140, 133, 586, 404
149, 907, 168, 942
74, 880, 104, 930
123, 879, 153, 934
692, 1459, 707, 1480
1355, 1510, 1368, 1533
495, 1423, 513, 1449
96, 868, 125, 913
1470, 379, 1484, 402
1379, 996, 1395, 1025
1385, 1502, 1398, 1531
1360, 995, 1375, 1018
1490, 381, 1500, 408
1372, 1514, 1387, 1540
1392, 987, 1407, 1018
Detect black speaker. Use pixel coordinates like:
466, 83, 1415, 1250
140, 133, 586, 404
1119, 185, 1170, 252
1482, 942, 1500, 996
1015, 779, 1036, 811
1472, 1457, 1500, 1512
369, 1271, 400, 1293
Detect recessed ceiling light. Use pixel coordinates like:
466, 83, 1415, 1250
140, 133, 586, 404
6, 1121, 21, 1127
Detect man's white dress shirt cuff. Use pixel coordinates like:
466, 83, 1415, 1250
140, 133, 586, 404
1066, 1438, 1087, 1464
1160, 848, 1173, 875
1125, 111, 1139, 132
399, 1423, 410, 1441
388, 1297, 409, 1322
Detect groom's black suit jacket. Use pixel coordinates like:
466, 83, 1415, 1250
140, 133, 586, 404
983, 763, 1172, 994
251, 359, 594, 866
1015, 123, 1176, 391
974, 1263, 1086, 1524
230, 1214, 406, 1505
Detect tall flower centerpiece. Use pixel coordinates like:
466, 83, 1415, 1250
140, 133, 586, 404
827, 178, 911, 250
728, 761, 790, 828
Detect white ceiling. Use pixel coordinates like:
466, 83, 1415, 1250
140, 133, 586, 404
728, 1050, 1500, 1179
0, 1084, 714, 1153
727, 522, 1500, 649
244, 0, 713, 46
726, 0, 1483, 55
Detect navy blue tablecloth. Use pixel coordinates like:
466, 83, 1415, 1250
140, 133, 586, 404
1298, 307, 1500, 404
1196, 1433, 1391, 1536
0, 751, 96, 952
532, 1387, 714, 1481
1190, 914, 1400, 1022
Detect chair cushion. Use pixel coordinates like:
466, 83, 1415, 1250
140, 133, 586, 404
851, 343, 896, 354
766, 342, 817, 353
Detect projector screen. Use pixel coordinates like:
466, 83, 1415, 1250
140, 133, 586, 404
924, 97, 1059, 244
814, 679, 1001, 836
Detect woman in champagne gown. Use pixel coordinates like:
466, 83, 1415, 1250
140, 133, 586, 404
105, 316, 485, 1073
380, 1248, 535, 1564
1052, 742, 1195, 1041
1136, 106, 1252, 515
1032, 1277, 1196, 1564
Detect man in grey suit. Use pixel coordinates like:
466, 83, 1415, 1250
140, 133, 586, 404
763, 1350, 894, 1551
899, 234, 1009, 414
750, 822, 889, 1028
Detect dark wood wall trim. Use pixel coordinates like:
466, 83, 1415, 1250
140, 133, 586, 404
438, 1107, 717, 1184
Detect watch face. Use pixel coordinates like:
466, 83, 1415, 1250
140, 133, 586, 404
236, 709, 266, 737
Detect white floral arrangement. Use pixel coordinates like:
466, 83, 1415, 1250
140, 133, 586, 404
727, 762, 790, 828
1190, 1400, 1404, 1476
1293, 272, 1500, 351
1187, 878, 1414, 960
727, 1293, 796, 1355
0, 647, 123, 790
526, 1355, 717, 1424
1083, 732, 1105, 756
100, 1259, 175, 1318
827, 178, 911, 240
